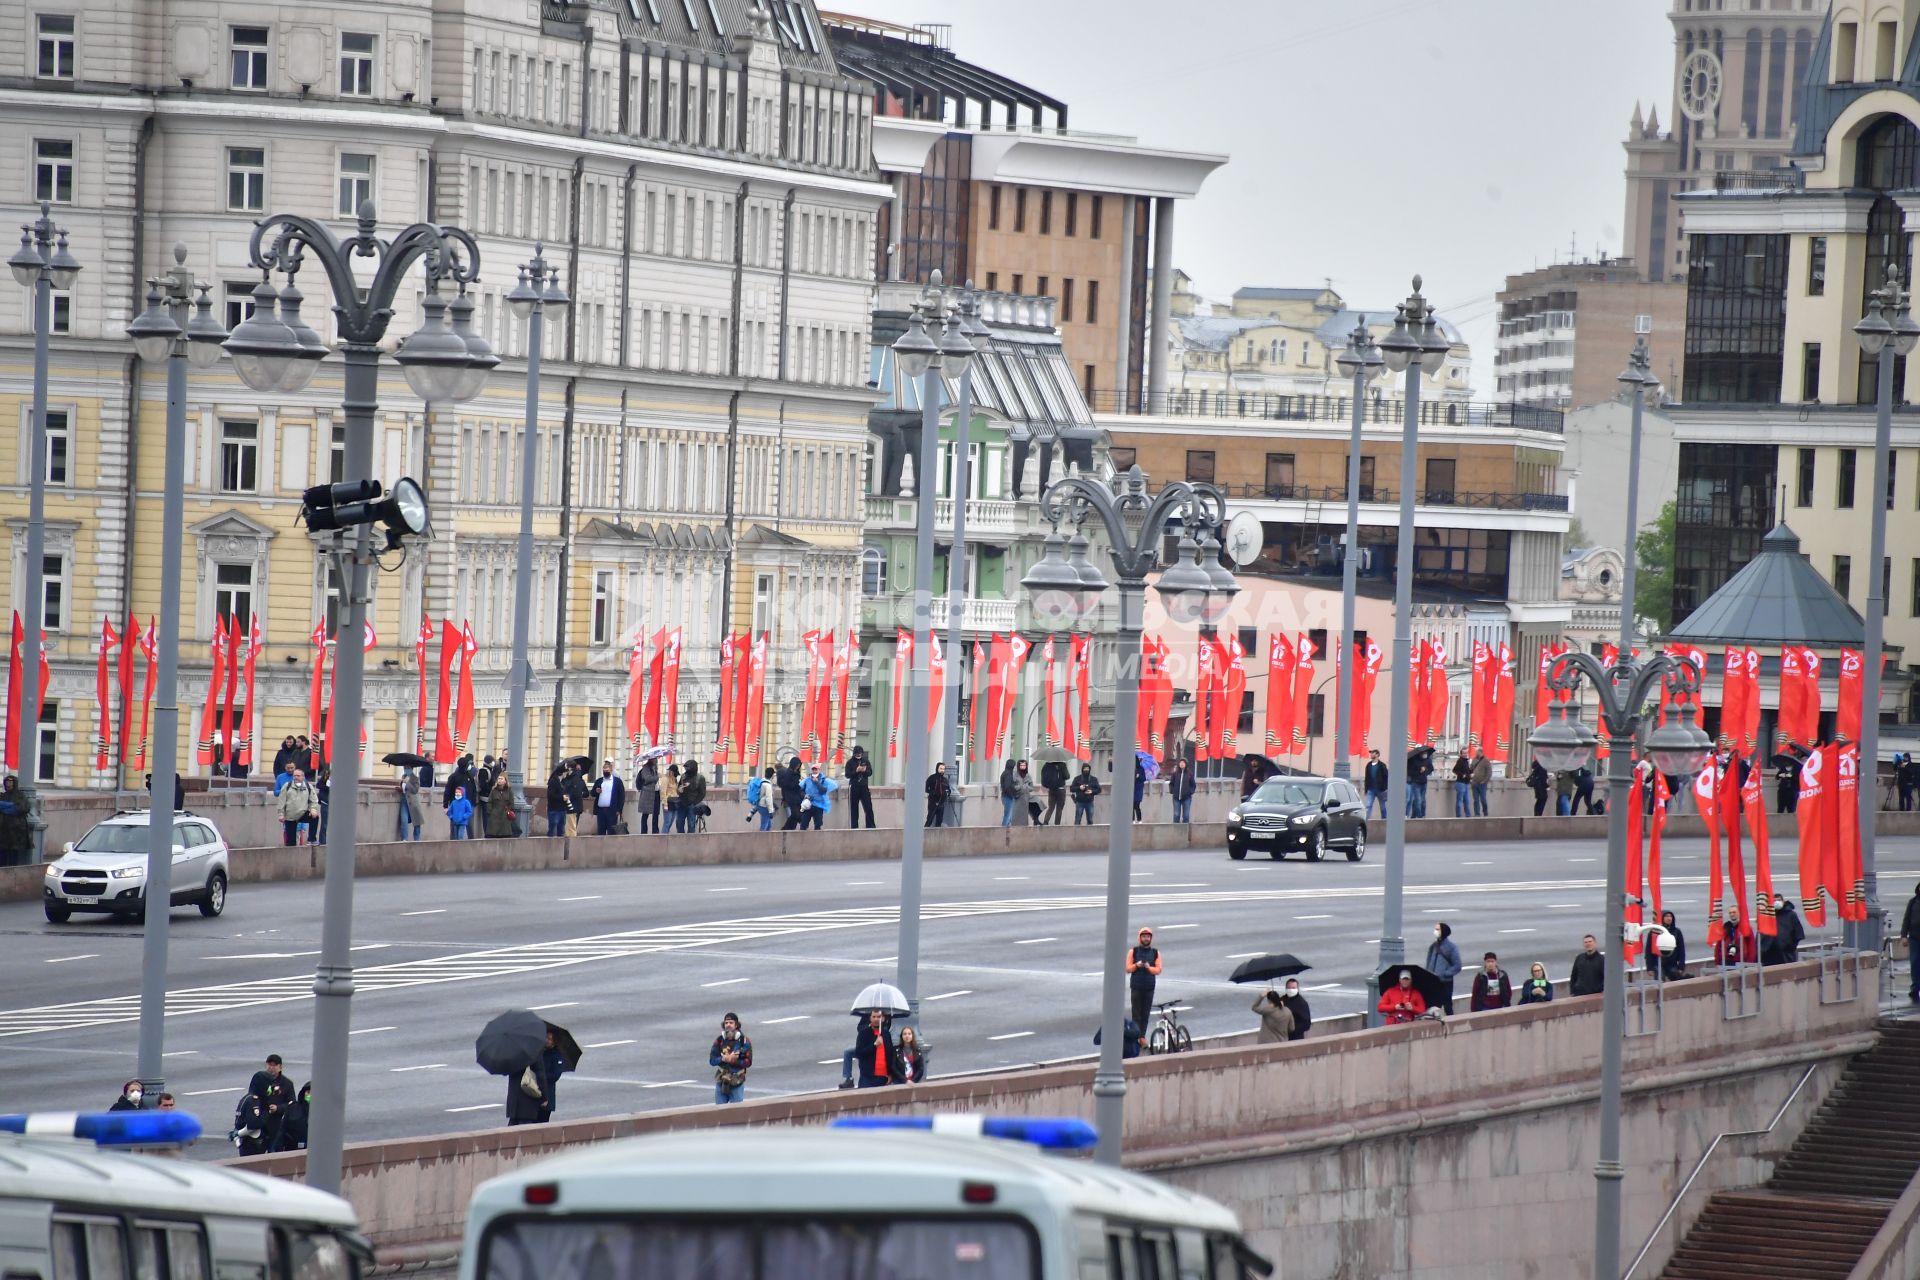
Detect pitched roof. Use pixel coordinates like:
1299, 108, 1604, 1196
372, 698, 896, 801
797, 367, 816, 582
1665, 522, 1864, 647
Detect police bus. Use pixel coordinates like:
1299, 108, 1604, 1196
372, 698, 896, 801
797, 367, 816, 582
0, 1112, 368, 1280
462, 1116, 1271, 1280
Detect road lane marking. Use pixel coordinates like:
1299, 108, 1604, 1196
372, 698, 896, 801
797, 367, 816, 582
402, 909, 447, 916
162, 1050, 197, 1057
391, 1063, 447, 1072
1499, 928, 1538, 934
993, 876, 1029, 881
1159, 924, 1200, 930
1293, 914, 1332, 921
761, 1015, 809, 1024
1226, 951, 1265, 959
988, 1031, 1034, 1041
181, 1087, 235, 1097
446, 1103, 496, 1112
701, 978, 751, 988
585, 1039, 635, 1048
558, 895, 602, 902
923, 990, 972, 1001
45, 954, 98, 964
1012, 938, 1057, 945
643, 1079, 695, 1088
350, 1026, 396, 1036
1569, 858, 1597, 863
1548, 903, 1584, 909
707, 887, 748, 893
1463, 861, 1492, 866
817, 1058, 843, 1065
846, 881, 884, 886
529, 1001, 578, 1010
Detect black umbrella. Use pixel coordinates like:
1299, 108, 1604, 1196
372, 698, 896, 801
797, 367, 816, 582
475, 1009, 548, 1076
382, 751, 430, 768
544, 1021, 583, 1071
1377, 964, 1449, 1010
1228, 953, 1311, 985
566, 755, 594, 772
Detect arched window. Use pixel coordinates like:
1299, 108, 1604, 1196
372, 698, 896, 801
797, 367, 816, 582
1855, 115, 1919, 401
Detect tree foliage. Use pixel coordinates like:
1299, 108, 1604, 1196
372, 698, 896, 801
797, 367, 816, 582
1634, 500, 1677, 637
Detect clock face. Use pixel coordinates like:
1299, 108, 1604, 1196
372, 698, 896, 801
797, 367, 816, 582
1679, 49, 1723, 123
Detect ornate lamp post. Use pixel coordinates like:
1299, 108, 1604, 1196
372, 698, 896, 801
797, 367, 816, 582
892, 271, 977, 1017
1332, 321, 1385, 781
941, 287, 987, 814
1531, 650, 1712, 1280
1849, 264, 1919, 952
7, 204, 82, 858
1616, 330, 1659, 653
1022, 466, 1235, 1165
123, 247, 229, 1105
223, 203, 495, 1193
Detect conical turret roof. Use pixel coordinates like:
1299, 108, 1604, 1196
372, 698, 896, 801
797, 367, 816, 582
1666, 522, 1864, 647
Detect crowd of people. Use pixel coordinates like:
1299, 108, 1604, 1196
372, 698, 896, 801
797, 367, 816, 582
106, 1053, 313, 1156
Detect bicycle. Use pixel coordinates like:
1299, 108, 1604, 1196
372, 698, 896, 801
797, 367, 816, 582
1146, 1000, 1193, 1055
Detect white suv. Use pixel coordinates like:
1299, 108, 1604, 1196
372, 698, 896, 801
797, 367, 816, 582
42, 812, 230, 924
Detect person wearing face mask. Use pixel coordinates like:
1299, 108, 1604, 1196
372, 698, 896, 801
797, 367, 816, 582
1517, 962, 1554, 1004
1469, 952, 1512, 1011
1425, 922, 1462, 1014
110, 1079, 144, 1110
1279, 979, 1311, 1040
1252, 988, 1295, 1042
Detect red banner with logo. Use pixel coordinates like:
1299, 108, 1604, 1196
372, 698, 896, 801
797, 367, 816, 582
455, 622, 478, 755
196, 624, 228, 766
95, 618, 117, 770
661, 628, 683, 746
834, 632, 856, 762
997, 633, 1032, 757
1796, 742, 1832, 926
1073, 634, 1092, 761
808, 630, 833, 761
1353, 637, 1382, 754
969, 638, 988, 760
235, 614, 262, 769
1149, 637, 1175, 760
1468, 640, 1492, 752
1778, 646, 1820, 747
743, 632, 768, 767
888, 629, 910, 759
1290, 633, 1316, 758
1490, 642, 1517, 763
1837, 648, 1864, 747
1265, 633, 1295, 754
714, 634, 736, 765
134, 619, 156, 771
927, 631, 947, 735
432, 620, 457, 763
1220, 633, 1247, 758
1837, 744, 1863, 921
1423, 638, 1450, 747
220, 614, 243, 765
1045, 637, 1063, 749
734, 632, 754, 759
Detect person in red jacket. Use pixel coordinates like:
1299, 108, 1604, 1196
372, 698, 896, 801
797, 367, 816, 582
1714, 911, 1759, 966
1378, 969, 1427, 1024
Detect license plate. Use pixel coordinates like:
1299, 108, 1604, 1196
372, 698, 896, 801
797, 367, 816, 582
65, 896, 99, 905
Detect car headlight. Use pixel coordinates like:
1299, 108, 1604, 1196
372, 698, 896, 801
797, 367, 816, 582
109, 866, 145, 879
44, 865, 59, 878
1226, 809, 1242, 823
1291, 814, 1315, 826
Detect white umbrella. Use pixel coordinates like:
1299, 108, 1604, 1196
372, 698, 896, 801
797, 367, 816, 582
849, 982, 910, 1016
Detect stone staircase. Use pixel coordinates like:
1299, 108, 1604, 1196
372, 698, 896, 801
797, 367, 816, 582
1659, 1019, 1920, 1280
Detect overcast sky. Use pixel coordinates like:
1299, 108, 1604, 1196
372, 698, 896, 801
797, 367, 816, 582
843, 0, 1678, 395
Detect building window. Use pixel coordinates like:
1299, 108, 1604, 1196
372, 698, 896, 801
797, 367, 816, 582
1838, 447, 1857, 507
337, 153, 374, 217
1265, 453, 1295, 498
1836, 21, 1858, 82
1358, 455, 1376, 501
1066, 192, 1078, 237
1911, 558, 1920, 616
1109, 446, 1136, 470
49, 292, 70, 334
1682, 232, 1789, 403
1084, 364, 1095, 398
34, 139, 74, 204
1014, 189, 1027, 233
339, 32, 375, 96
1808, 235, 1826, 295
591, 569, 614, 644
752, 573, 774, 637
38, 552, 64, 630
1011, 273, 1023, 294
219, 420, 258, 493
1040, 190, 1052, 235
214, 562, 255, 630
585, 710, 604, 769
36, 700, 57, 783
226, 147, 265, 212
985, 271, 998, 291
1424, 457, 1457, 503
989, 185, 1001, 231
1796, 447, 1815, 505
1185, 450, 1215, 484
1086, 280, 1099, 325
1061, 279, 1075, 322
860, 545, 886, 596
1801, 342, 1821, 401
45, 409, 69, 485
329, 425, 345, 483
1037, 276, 1049, 301
37, 14, 75, 79
1834, 554, 1852, 600
231, 26, 268, 89
224, 282, 256, 331
320, 560, 345, 638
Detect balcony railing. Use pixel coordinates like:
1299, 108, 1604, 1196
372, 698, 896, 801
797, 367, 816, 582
863, 494, 1038, 536
1207, 483, 1570, 512
1711, 167, 1805, 191
964, 598, 1016, 633
1090, 390, 1565, 434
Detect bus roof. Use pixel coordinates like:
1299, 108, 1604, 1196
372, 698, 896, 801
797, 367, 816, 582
468, 1127, 1242, 1234
0, 1135, 359, 1227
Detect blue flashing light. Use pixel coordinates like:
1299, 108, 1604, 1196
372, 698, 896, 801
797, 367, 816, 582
0, 1111, 204, 1146
830, 1115, 1098, 1151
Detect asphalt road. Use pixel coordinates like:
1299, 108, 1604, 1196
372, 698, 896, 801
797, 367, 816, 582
2, 831, 1916, 1156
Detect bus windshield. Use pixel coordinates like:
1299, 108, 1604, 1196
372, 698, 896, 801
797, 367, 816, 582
481, 1217, 1036, 1280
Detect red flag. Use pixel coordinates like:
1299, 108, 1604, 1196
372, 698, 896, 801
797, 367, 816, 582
969, 639, 988, 760
1423, 638, 1450, 747
433, 620, 458, 764
1837, 648, 1864, 747
196, 624, 228, 766
983, 634, 1010, 761
135, 619, 156, 771
1490, 643, 1517, 763
1625, 763, 1646, 963
1291, 633, 1316, 758
797, 630, 821, 761
220, 614, 243, 766
1150, 637, 1175, 759
1648, 771, 1670, 924
1796, 742, 1832, 926
1468, 640, 1492, 752
95, 617, 117, 770
455, 622, 478, 755
1534, 641, 1562, 727
714, 634, 736, 764
998, 633, 1033, 757
644, 628, 667, 747
1073, 633, 1092, 760
1837, 744, 1863, 921
1697, 761, 1724, 926
661, 628, 683, 745
808, 630, 833, 760
926, 632, 946, 735
1779, 646, 1821, 747
8, 612, 22, 772
1721, 647, 1749, 754
733, 632, 753, 758
624, 631, 647, 761
235, 614, 262, 768
1740, 757, 1772, 937
1409, 637, 1430, 749
833, 632, 856, 762
116, 608, 137, 770
1738, 646, 1762, 757
1207, 633, 1234, 759
1265, 633, 1295, 754
1047, 636, 1064, 749
414, 618, 433, 754
744, 632, 768, 767
1353, 637, 1383, 754
1221, 633, 1248, 757
888, 629, 911, 759
1192, 633, 1213, 761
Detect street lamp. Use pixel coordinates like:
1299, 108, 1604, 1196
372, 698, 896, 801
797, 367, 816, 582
1616, 329, 1659, 653
122, 247, 229, 1108
893, 271, 977, 1020
503, 247, 565, 824
1370, 277, 1453, 1016
1333, 321, 1385, 782
1532, 648, 1711, 1280
7, 204, 82, 859
225, 203, 493, 1194
942, 287, 987, 814
1022, 466, 1233, 1166
1850, 263, 1918, 953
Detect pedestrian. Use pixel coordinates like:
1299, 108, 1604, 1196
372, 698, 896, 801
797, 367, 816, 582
1093, 1019, 1146, 1060
1775, 751, 1801, 814
1071, 763, 1101, 824
679, 760, 708, 832
1364, 749, 1390, 819
476, 755, 497, 799
746, 766, 775, 830
1470, 749, 1492, 817
1763, 894, 1804, 965
894, 1025, 930, 1083
1526, 759, 1550, 816
0, 776, 30, 867
1240, 756, 1268, 800
399, 769, 424, 841
1715, 912, 1758, 966
446, 785, 475, 840
661, 763, 683, 834
279, 768, 318, 847
313, 766, 331, 844
592, 761, 625, 835
232, 1096, 269, 1155
272, 736, 299, 778
1469, 952, 1512, 1011
1901, 884, 1920, 1002
1016, 759, 1038, 824
1569, 933, 1605, 995
246, 1054, 294, 1151
1279, 978, 1311, 1039
779, 757, 806, 830
1406, 746, 1433, 817
1518, 962, 1554, 1004
802, 763, 838, 829
844, 746, 876, 829
1132, 756, 1146, 822
1425, 921, 1461, 1014
635, 757, 661, 834
998, 760, 1021, 827
1554, 768, 1576, 816
854, 1010, 894, 1088
710, 1013, 751, 1104
1126, 926, 1161, 1031
443, 756, 474, 833
1451, 751, 1472, 817
277, 1083, 311, 1150
1899, 752, 1920, 813
505, 1051, 548, 1126
1251, 988, 1295, 1043
1166, 757, 1195, 824
109, 1079, 143, 1111
562, 762, 587, 836
1042, 757, 1071, 825
544, 763, 569, 837
1649, 908, 1687, 981
925, 762, 951, 826
156, 1091, 178, 1112
1573, 764, 1596, 815
1377, 969, 1427, 1024
484, 770, 517, 839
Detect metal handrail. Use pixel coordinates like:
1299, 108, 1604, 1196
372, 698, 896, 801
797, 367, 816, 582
1621, 1061, 1822, 1278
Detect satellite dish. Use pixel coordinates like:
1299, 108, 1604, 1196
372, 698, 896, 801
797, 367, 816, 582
1225, 511, 1263, 567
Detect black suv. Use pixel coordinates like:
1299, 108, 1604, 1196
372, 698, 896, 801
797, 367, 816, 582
1226, 776, 1367, 862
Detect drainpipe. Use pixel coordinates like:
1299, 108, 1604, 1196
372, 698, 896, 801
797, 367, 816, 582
776, 188, 795, 381
618, 162, 638, 368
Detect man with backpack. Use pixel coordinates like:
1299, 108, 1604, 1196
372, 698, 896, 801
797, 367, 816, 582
746, 766, 775, 830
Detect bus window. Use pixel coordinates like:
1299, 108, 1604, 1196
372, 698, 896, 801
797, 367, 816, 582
52, 1219, 128, 1280
1104, 1231, 1137, 1280
1134, 1232, 1175, 1280
270, 1230, 353, 1280
133, 1224, 208, 1280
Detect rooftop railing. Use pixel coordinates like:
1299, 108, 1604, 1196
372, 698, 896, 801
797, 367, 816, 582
1090, 390, 1565, 434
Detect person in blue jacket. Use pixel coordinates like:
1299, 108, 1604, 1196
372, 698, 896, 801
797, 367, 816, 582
745, 767, 775, 830
446, 785, 475, 840
801, 763, 839, 830
1425, 920, 1462, 1014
